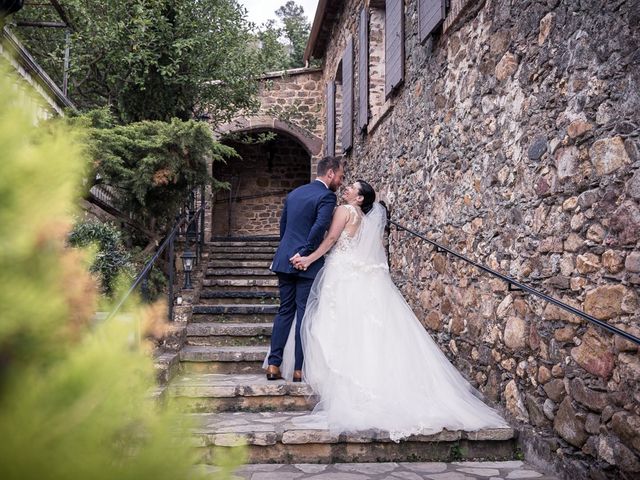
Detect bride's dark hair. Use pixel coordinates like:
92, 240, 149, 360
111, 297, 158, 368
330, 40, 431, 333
356, 180, 376, 214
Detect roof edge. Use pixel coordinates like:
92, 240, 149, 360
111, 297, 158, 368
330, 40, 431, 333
303, 0, 329, 63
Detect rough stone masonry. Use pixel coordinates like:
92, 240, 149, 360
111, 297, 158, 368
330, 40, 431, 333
314, 0, 640, 478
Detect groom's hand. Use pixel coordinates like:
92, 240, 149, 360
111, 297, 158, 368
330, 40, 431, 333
290, 253, 302, 269
289, 253, 308, 271
289, 253, 301, 264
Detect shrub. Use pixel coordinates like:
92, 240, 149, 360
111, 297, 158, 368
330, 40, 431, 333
68, 220, 133, 295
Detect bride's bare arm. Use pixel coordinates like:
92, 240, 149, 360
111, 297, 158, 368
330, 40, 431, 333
291, 206, 349, 269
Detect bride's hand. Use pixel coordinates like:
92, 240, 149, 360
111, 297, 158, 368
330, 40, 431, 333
291, 255, 311, 271
297, 256, 311, 270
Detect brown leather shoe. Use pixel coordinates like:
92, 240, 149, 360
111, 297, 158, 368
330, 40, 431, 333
266, 365, 282, 381
292, 370, 303, 383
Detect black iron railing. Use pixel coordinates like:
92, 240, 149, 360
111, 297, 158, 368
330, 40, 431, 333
107, 190, 206, 323
388, 218, 640, 346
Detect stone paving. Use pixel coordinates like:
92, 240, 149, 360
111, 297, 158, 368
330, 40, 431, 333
197, 461, 558, 479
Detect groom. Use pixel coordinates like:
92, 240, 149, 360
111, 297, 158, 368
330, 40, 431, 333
266, 156, 344, 381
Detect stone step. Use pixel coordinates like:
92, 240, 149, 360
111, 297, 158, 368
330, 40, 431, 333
191, 313, 274, 324
190, 411, 517, 464
209, 253, 275, 261
191, 303, 279, 324
180, 346, 268, 374
207, 260, 272, 269
193, 304, 279, 315
169, 374, 316, 413
205, 268, 274, 277
202, 278, 278, 292
208, 241, 280, 248
209, 246, 278, 254
186, 323, 272, 347
202, 278, 279, 288
210, 236, 279, 243
198, 291, 279, 305
154, 351, 180, 386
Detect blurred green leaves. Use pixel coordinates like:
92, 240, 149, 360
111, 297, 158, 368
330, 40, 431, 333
0, 61, 244, 480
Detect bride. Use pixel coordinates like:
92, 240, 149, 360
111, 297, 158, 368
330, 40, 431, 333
275, 180, 507, 440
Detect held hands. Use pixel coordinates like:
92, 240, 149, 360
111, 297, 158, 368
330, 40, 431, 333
290, 253, 312, 271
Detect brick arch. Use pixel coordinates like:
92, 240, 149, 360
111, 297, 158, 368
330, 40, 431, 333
215, 115, 323, 157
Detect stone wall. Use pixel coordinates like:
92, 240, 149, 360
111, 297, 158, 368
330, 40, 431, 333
212, 135, 310, 237
319, 0, 640, 477
213, 68, 325, 183
258, 68, 325, 142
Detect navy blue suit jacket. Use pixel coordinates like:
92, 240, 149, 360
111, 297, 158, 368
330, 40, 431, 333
271, 180, 337, 279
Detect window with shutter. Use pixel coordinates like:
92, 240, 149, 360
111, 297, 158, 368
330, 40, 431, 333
419, 0, 446, 43
340, 36, 353, 153
368, 6, 386, 126
325, 81, 336, 156
385, 0, 404, 98
358, 8, 369, 132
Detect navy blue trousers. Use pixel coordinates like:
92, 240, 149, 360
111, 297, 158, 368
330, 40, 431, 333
268, 272, 314, 370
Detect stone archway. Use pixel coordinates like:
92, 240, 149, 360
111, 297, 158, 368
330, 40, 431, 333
208, 116, 323, 239
216, 115, 323, 160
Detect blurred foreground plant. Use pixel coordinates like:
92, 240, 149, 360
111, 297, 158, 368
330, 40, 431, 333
0, 62, 244, 479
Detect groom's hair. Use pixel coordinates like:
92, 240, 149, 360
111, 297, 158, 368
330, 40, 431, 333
316, 156, 343, 176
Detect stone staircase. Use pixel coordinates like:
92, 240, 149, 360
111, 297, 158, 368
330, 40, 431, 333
168, 237, 517, 464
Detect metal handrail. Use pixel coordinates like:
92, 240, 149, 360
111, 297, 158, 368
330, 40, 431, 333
107, 200, 206, 322
388, 219, 640, 346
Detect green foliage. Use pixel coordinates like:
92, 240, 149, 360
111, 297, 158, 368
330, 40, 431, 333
254, 1, 311, 72
450, 443, 464, 462
221, 131, 277, 145
129, 248, 169, 302
75, 109, 237, 233
68, 220, 134, 296
0, 62, 249, 479
0, 64, 84, 351
256, 19, 290, 72
11, 0, 262, 124
276, 1, 311, 69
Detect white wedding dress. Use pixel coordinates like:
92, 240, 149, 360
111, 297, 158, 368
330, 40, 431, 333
268, 203, 508, 440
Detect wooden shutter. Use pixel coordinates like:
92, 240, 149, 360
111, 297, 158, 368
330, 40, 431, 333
358, 7, 369, 131
418, 0, 446, 43
340, 36, 354, 153
385, 0, 404, 97
325, 81, 336, 156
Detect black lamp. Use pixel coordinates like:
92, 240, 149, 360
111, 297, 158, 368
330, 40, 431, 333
181, 249, 196, 289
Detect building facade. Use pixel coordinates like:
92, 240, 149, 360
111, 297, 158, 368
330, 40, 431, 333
207, 67, 326, 239
1, 26, 74, 119
304, 0, 639, 478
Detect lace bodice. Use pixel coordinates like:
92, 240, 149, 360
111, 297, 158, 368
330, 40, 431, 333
332, 204, 363, 254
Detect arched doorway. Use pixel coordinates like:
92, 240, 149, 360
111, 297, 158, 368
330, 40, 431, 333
211, 129, 312, 238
